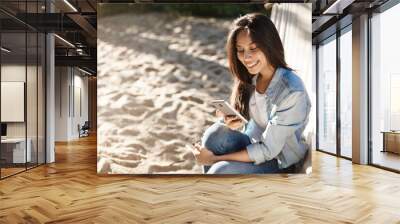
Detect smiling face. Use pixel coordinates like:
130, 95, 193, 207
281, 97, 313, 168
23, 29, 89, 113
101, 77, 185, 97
235, 29, 270, 76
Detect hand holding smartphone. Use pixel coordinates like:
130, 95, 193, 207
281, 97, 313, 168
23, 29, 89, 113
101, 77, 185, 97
210, 100, 248, 124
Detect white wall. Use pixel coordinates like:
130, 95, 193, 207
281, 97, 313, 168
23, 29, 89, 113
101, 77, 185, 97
55, 66, 69, 141
1, 65, 32, 138
1, 65, 26, 134
55, 67, 89, 141
75, 71, 89, 139
1, 82, 25, 122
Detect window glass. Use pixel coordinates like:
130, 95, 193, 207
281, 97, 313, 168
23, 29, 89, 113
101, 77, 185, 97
318, 36, 337, 154
371, 3, 400, 171
340, 28, 352, 158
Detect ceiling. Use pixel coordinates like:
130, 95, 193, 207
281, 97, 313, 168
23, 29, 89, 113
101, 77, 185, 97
0, 0, 97, 75
1, 0, 395, 74
312, 0, 390, 43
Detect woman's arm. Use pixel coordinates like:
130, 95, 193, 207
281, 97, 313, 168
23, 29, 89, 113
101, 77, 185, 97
215, 149, 251, 162
246, 91, 311, 165
192, 144, 251, 165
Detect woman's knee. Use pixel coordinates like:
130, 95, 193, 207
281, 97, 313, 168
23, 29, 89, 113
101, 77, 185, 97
201, 122, 228, 152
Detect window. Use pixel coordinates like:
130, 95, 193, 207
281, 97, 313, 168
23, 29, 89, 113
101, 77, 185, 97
371, 2, 400, 171
317, 36, 337, 154
339, 27, 352, 158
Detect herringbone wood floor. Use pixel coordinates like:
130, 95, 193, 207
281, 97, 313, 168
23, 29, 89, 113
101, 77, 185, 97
1, 135, 400, 223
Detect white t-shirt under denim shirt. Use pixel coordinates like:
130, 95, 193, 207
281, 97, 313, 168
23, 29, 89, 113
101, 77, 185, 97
245, 67, 311, 169
249, 89, 268, 129
246, 77, 268, 142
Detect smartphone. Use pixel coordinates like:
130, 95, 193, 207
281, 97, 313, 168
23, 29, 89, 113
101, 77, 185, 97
210, 100, 248, 123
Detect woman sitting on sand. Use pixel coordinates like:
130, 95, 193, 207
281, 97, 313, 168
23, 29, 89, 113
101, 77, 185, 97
192, 13, 311, 174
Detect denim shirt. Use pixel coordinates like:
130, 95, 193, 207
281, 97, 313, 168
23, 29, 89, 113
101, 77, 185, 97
245, 67, 311, 169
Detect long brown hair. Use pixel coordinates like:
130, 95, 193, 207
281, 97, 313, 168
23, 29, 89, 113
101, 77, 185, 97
226, 13, 290, 120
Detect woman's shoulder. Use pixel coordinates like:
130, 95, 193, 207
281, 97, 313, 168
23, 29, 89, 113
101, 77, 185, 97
279, 68, 306, 92
271, 67, 309, 107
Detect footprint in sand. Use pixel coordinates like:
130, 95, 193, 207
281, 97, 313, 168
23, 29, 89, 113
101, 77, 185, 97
160, 101, 173, 108
166, 75, 179, 83
141, 98, 155, 108
144, 67, 159, 73
142, 107, 163, 120
118, 128, 140, 136
110, 156, 143, 168
161, 102, 181, 120
148, 162, 193, 173
128, 107, 148, 117
179, 95, 204, 104
157, 143, 185, 160
137, 136, 157, 147
124, 143, 147, 155
148, 130, 186, 142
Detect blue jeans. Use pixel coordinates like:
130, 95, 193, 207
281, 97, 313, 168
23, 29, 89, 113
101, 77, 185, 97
201, 122, 282, 174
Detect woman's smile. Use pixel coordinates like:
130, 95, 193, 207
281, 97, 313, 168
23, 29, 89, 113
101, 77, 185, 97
246, 60, 260, 69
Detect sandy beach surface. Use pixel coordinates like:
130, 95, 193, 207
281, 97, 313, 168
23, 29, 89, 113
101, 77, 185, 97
97, 13, 234, 174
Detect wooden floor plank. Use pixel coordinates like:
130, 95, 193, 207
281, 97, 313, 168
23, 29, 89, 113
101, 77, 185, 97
0, 135, 400, 223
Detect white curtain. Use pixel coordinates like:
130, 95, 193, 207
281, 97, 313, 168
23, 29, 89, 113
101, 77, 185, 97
269, 3, 315, 149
